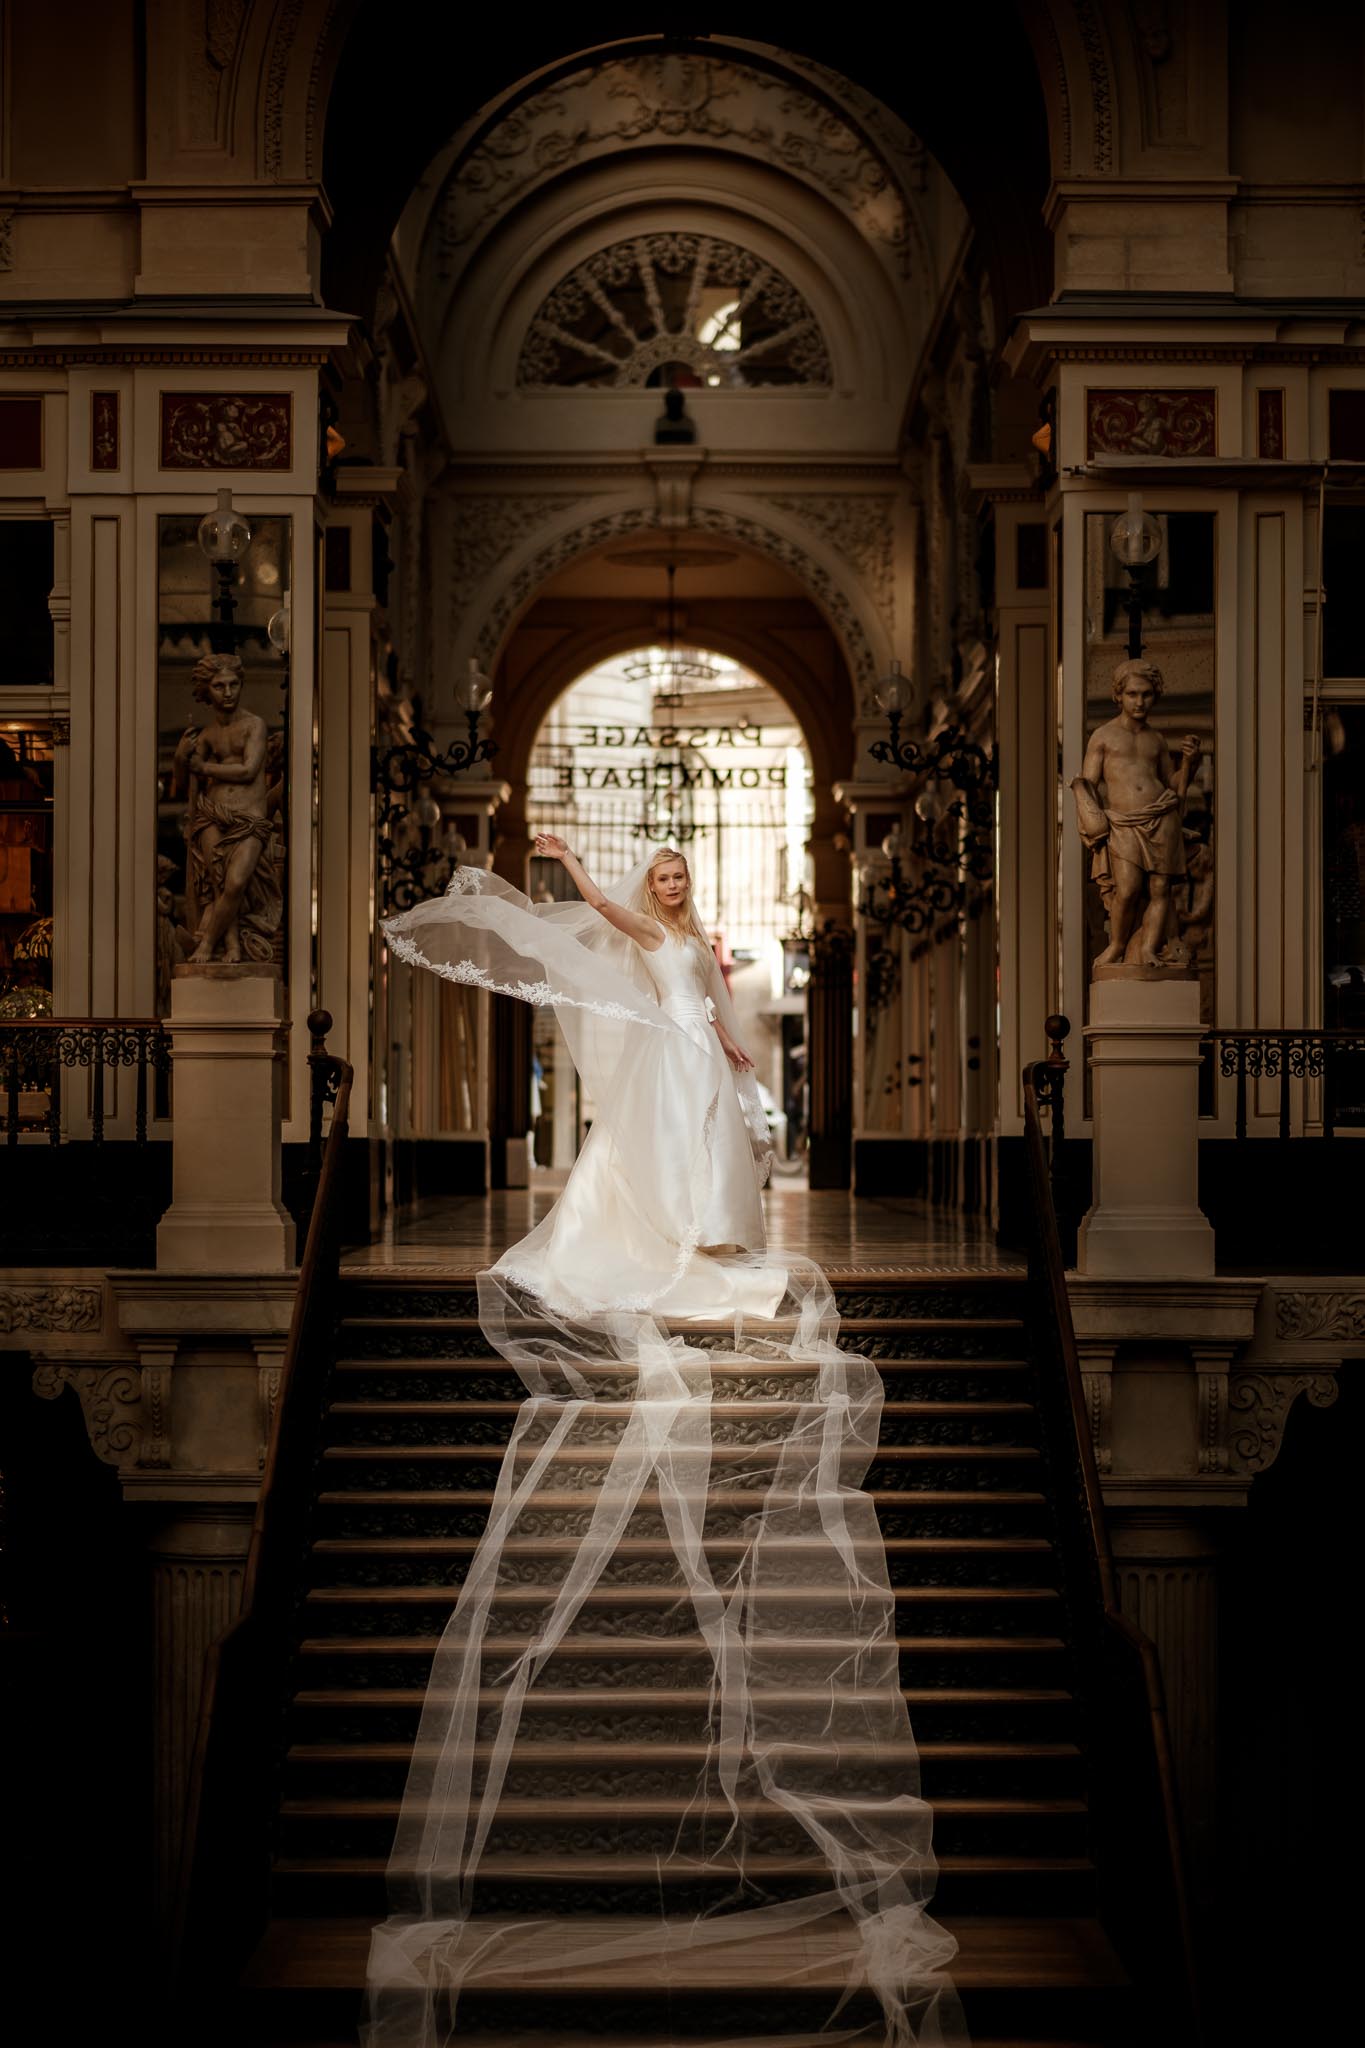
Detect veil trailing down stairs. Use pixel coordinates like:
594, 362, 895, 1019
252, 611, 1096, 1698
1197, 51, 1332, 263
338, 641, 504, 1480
179, 964, 1197, 2046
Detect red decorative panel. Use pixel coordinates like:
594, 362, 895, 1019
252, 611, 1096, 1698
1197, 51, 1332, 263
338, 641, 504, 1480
159, 392, 292, 470
0, 397, 44, 469
1257, 388, 1285, 459
91, 391, 120, 471
1085, 389, 1216, 459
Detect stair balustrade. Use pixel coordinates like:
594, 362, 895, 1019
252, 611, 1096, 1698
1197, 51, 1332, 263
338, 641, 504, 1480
175, 1035, 354, 1999
1201, 1026, 1365, 1139
1023, 1016, 1202, 2043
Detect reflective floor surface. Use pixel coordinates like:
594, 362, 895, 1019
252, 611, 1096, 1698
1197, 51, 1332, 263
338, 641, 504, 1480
343, 1184, 1021, 1279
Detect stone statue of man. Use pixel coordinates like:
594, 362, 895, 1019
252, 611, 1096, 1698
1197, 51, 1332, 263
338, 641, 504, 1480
1072, 658, 1201, 971
173, 652, 282, 966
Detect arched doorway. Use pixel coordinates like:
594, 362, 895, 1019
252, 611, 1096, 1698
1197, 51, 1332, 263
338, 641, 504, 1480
523, 640, 815, 1179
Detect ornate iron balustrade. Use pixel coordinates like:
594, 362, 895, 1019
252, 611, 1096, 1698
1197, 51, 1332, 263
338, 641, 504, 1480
1, 1019, 171, 1145
1202, 1028, 1365, 1140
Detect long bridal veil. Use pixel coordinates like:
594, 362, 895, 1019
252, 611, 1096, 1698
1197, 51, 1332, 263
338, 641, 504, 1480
364, 858, 964, 2046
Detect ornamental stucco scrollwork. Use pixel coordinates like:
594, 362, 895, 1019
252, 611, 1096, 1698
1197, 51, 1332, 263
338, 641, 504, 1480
32, 1362, 143, 1468
449, 497, 577, 624
465, 502, 879, 703
0, 1284, 102, 1335
1227, 1370, 1339, 1474
432, 54, 927, 283
766, 494, 896, 631
1275, 1291, 1365, 1343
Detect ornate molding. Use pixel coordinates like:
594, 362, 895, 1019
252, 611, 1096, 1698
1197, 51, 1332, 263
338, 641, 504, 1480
1228, 1369, 1339, 1474
0, 209, 14, 273
32, 1362, 143, 1468
466, 501, 879, 701
262, 0, 305, 179
449, 496, 577, 622
1275, 1290, 1365, 1343
0, 1284, 102, 1335
1071, 0, 1115, 173
432, 53, 927, 283
766, 493, 896, 630
1085, 387, 1216, 457
159, 391, 293, 470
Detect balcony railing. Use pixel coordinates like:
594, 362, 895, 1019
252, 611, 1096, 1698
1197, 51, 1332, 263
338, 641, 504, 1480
1202, 1028, 1365, 1139
1, 1019, 171, 1144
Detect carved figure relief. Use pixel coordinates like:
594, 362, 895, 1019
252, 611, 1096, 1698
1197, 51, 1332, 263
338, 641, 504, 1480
518, 235, 830, 390
170, 654, 284, 966
434, 55, 927, 283
91, 392, 120, 472
1257, 388, 1286, 459
160, 393, 292, 470
0, 1283, 102, 1334
1073, 659, 1202, 971
1086, 389, 1216, 459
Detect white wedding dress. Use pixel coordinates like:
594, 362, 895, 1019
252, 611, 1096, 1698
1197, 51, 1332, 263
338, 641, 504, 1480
366, 858, 963, 2048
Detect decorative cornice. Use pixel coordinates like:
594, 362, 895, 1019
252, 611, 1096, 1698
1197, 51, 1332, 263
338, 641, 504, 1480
0, 346, 337, 368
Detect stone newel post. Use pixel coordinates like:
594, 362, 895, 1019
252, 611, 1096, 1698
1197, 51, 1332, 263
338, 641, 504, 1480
1078, 973, 1214, 1278
156, 964, 295, 1272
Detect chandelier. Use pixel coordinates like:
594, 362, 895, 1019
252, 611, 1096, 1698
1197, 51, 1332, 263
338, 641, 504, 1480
621, 558, 720, 706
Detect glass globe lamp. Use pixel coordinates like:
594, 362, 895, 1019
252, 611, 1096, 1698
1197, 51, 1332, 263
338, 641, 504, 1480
197, 489, 252, 566
457, 659, 494, 716
873, 659, 913, 718
1108, 494, 1161, 571
915, 788, 946, 825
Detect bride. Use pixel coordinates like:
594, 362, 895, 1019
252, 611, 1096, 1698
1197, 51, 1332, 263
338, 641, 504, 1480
365, 843, 962, 2047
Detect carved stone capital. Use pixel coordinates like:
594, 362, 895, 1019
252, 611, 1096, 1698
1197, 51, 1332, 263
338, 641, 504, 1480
1191, 1344, 1238, 1475
1227, 1369, 1339, 1474
133, 1342, 177, 1470
253, 1338, 287, 1471
1075, 1342, 1115, 1473
32, 1360, 143, 1468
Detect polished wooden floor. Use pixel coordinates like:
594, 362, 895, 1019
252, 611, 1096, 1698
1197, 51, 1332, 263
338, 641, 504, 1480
343, 1185, 1020, 1279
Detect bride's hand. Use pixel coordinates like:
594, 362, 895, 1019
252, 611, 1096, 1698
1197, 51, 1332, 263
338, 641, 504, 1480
724, 1040, 755, 1074
534, 833, 569, 861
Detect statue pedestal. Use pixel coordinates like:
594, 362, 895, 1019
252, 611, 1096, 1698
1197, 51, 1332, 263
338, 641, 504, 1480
1078, 975, 1214, 1279
156, 966, 295, 1272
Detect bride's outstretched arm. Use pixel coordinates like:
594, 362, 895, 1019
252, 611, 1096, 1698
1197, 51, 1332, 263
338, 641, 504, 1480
534, 833, 663, 949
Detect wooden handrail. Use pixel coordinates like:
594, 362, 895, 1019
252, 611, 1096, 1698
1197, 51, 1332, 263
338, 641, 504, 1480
173, 1049, 354, 1991
1022, 1043, 1203, 2041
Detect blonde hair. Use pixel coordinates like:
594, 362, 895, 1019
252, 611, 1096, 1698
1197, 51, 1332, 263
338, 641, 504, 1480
644, 846, 701, 938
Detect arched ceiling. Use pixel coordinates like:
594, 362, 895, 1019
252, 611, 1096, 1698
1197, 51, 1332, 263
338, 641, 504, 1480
320, 15, 1051, 339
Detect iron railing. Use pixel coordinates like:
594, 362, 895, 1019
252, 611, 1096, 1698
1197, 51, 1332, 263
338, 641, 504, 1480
1024, 1017, 1202, 2042
1202, 1028, 1365, 1138
175, 1036, 354, 1994
1, 1019, 171, 1143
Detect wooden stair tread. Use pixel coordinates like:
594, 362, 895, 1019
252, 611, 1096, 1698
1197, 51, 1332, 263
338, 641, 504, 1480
274, 1851, 1095, 1878
293, 1686, 1076, 1708
327, 1398, 1035, 1416
335, 1356, 1032, 1373
299, 1634, 1068, 1655
287, 1739, 1082, 1764
303, 1583, 1059, 1605
337, 1315, 1027, 1334
320, 1442, 1042, 1461
282, 1794, 1086, 1818
244, 1913, 1123, 1993
310, 1535, 1054, 1555
316, 1487, 1050, 1508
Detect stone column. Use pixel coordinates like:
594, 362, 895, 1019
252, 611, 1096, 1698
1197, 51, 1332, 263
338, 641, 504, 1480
1078, 974, 1214, 1277
147, 1507, 253, 1943
156, 965, 294, 1272
1110, 1515, 1221, 1910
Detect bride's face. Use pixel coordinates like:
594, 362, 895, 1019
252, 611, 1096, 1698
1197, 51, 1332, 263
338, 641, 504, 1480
650, 858, 690, 912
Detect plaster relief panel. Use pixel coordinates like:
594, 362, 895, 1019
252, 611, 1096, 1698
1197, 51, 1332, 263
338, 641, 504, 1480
159, 393, 292, 470
1085, 389, 1216, 458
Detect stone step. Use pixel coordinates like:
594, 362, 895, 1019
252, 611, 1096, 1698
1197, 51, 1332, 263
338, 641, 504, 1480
313, 1487, 1055, 1543
276, 1790, 1090, 1863
336, 1316, 1031, 1362
269, 1851, 1100, 1921
282, 1736, 1085, 1802
317, 1443, 1043, 1493
306, 1533, 1057, 1590
334, 1357, 1036, 1403
322, 1397, 1038, 1450
298, 1581, 1062, 1641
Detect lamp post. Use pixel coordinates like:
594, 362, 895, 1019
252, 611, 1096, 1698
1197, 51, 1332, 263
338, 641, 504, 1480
196, 489, 253, 652
1108, 492, 1163, 659
863, 658, 996, 930
856, 827, 962, 938
372, 660, 498, 913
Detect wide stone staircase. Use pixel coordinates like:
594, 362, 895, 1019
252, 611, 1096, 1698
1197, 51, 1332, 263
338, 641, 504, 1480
232, 1265, 1139, 2045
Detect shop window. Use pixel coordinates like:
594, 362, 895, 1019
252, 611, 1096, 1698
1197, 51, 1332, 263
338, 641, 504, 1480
0, 725, 54, 1019
1322, 705, 1365, 1126
0, 522, 55, 686
1323, 506, 1365, 679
